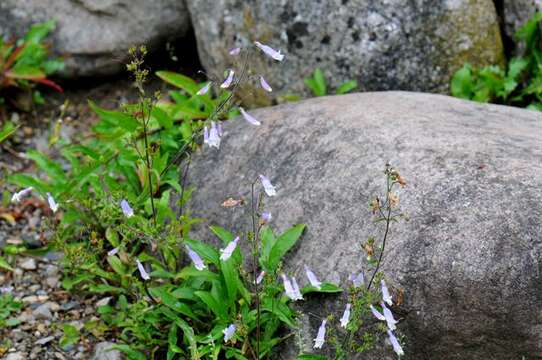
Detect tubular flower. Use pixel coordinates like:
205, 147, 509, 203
197, 82, 211, 95
204, 122, 221, 148
370, 305, 386, 321
229, 47, 241, 56
254, 41, 284, 61
220, 69, 235, 88
259, 174, 277, 196
291, 277, 303, 300
223, 324, 236, 342
381, 302, 398, 330
220, 236, 239, 261
186, 245, 206, 270
47, 193, 58, 213
261, 211, 272, 223
340, 303, 351, 328
304, 265, 322, 290
381, 279, 393, 306
256, 271, 265, 285
11, 187, 32, 203
313, 319, 327, 349
136, 260, 150, 281
239, 107, 261, 126
120, 199, 134, 218
349, 272, 364, 287
259, 76, 272, 92
281, 274, 299, 301
107, 247, 119, 257
387, 329, 404, 356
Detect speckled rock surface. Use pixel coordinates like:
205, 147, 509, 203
0, 0, 190, 77
186, 0, 504, 100
186, 92, 542, 359
503, 0, 542, 51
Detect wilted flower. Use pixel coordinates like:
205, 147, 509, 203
120, 199, 134, 218
220, 236, 239, 261
254, 41, 284, 61
204, 122, 221, 149
291, 277, 303, 300
136, 260, 150, 281
313, 319, 327, 349
259, 76, 272, 92
340, 303, 351, 328
239, 107, 261, 126
388, 192, 399, 207
46, 193, 58, 213
259, 174, 277, 196
186, 245, 206, 271
223, 324, 236, 342
381, 302, 398, 330
349, 272, 364, 287
11, 187, 32, 203
370, 305, 386, 321
370, 197, 380, 214
107, 247, 119, 257
256, 271, 265, 284
220, 69, 234, 88
304, 265, 322, 290
387, 329, 404, 356
381, 279, 393, 306
197, 82, 211, 95
261, 211, 272, 223
229, 47, 241, 56
222, 197, 243, 207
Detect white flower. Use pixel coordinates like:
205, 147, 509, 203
239, 107, 261, 126
349, 272, 364, 288
220, 236, 239, 261
259, 76, 272, 92
304, 265, 322, 290
291, 277, 303, 300
256, 271, 265, 285
229, 47, 241, 56
370, 305, 386, 321
197, 82, 211, 95
261, 211, 272, 223
120, 199, 134, 218
387, 329, 404, 356
313, 319, 327, 349
381, 302, 398, 330
281, 274, 301, 301
340, 303, 351, 328
186, 245, 206, 271
381, 279, 393, 306
220, 69, 234, 89
259, 175, 277, 197
136, 260, 150, 281
204, 122, 221, 149
223, 324, 236, 342
107, 247, 119, 257
11, 187, 32, 203
254, 41, 284, 61
46, 193, 58, 213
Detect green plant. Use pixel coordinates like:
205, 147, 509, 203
451, 12, 542, 110
304, 68, 358, 97
0, 292, 23, 328
0, 20, 64, 108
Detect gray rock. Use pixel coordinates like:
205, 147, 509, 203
0, 0, 190, 77
35, 336, 55, 346
186, 0, 504, 102
19, 258, 37, 270
33, 303, 53, 320
186, 92, 542, 359
5, 352, 25, 360
91, 342, 122, 360
503, 0, 542, 52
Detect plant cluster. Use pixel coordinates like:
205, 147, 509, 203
451, 12, 542, 110
0, 20, 64, 109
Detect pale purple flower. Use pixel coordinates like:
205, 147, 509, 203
254, 41, 284, 61
259, 174, 277, 197
381, 279, 393, 306
11, 187, 32, 203
0, 286, 14, 294
313, 319, 327, 349
340, 303, 351, 328
185, 245, 206, 271
261, 211, 272, 223
256, 271, 265, 285
370, 305, 386, 321
281, 274, 297, 301
223, 324, 236, 342
387, 329, 404, 356
203, 126, 209, 143
197, 82, 211, 95
349, 272, 364, 288
217, 122, 223, 136
239, 107, 261, 126
204, 122, 221, 149
304, 265, 322, 290
291, 277, 303, 300
229, 47, 241, 56
381, 302, 398, 330
120, 199, 134, 218
220, 236, 239, 261
220, 69, 234, 89
259, 76, 272, 92
107, 247, 119, 257
46, 193, 58, 213
136, 260, 150, 281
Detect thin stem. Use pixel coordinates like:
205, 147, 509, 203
141, 100, 157, 227
250, 179, 261, 358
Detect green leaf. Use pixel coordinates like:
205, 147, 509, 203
88, 100, 138, 132
0, 122, 18, 144
220, 255, 239, 305
150, 286, 198, 320
110, 344, 147, 360
24, 20, 56, 44
259, 226, 276, 270
450, 64, 474, 99
175, 318, 199, 360
184, 238, 219, 265
262, 297, 296, 327
106, 255, 125, 276
301, 282, 343, 294
195, 290, 228, 319
59, 324, 80, 350
267, 224, 306, 271
152, 106, 174, 129
335, 80, 358, 95
297, 354, 328, 360
0, 256, 13, 271
26, 150, 67, 183
156, 71, 199, 95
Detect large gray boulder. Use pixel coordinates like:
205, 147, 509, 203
0, 0, 190, 77
187, 92, 542, 359
186, 0, 504, 102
